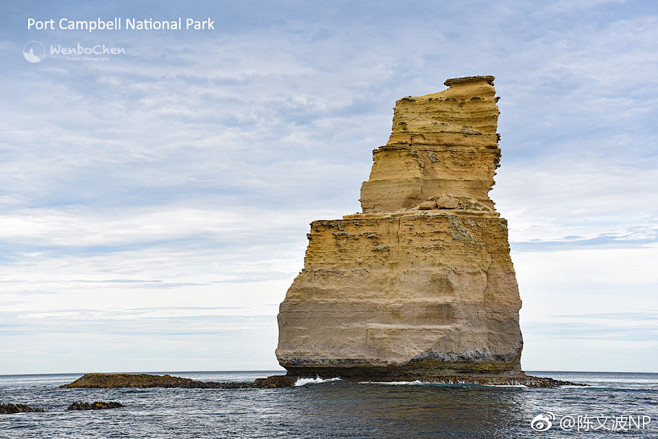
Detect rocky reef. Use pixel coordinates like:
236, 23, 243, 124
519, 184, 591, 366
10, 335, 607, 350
0, 403, 45, 414
61, 373, 254, 389
276, 76, 552, 386
67, 401, 124, 410
60, 373, 295, 389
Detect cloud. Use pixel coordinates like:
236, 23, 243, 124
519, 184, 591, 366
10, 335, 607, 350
524, 317, 658, 342
496, 157, 658, 249
1, 0, 657, 373
0, 313, 281, 373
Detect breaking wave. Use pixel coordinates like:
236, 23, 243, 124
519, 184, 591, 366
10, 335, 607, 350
294, 376, 341, 386
360, 380, 425, 385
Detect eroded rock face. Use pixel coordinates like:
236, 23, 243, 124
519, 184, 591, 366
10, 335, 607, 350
276, 76, 524, 380
360, 75, 500, 213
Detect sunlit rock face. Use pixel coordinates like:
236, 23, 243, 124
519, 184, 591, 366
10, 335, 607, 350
276, 76, 524, 380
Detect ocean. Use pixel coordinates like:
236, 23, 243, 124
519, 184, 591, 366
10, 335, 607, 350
0, 371, 656, 438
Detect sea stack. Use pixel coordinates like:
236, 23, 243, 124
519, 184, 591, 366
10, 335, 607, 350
276, 76, 525, 382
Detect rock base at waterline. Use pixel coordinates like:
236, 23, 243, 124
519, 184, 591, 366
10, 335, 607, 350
284, 370, 582, 388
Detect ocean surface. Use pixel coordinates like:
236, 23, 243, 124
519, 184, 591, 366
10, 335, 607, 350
0, 371, 656, 438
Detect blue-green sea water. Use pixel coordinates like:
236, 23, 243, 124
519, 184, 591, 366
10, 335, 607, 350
1, 371, 656, 438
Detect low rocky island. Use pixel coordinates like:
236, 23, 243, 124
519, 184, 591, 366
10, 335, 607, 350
61, 373, 256, 389
60, 373, 295, 389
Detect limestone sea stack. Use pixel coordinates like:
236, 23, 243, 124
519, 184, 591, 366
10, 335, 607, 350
276, 76, 527, 383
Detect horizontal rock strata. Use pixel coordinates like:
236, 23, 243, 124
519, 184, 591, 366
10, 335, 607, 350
277, 76, 531, 382
360, 75, 500, 213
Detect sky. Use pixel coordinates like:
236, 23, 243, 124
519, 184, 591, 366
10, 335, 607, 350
0, 0, 656, 375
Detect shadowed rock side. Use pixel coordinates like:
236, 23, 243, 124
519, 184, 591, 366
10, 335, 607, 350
276, 76, 545, 385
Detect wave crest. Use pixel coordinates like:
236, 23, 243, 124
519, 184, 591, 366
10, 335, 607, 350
294, 377, 341, 386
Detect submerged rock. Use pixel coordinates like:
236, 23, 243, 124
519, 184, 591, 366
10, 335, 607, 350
67, 401, 124, 410
0, 403, 45, 414
276, 76, 558, 384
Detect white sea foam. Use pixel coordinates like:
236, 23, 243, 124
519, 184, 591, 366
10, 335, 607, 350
294, 376, 341, 386
482, 384, 527, 388
360, 380, 425, 385
360, 380, 530, 388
